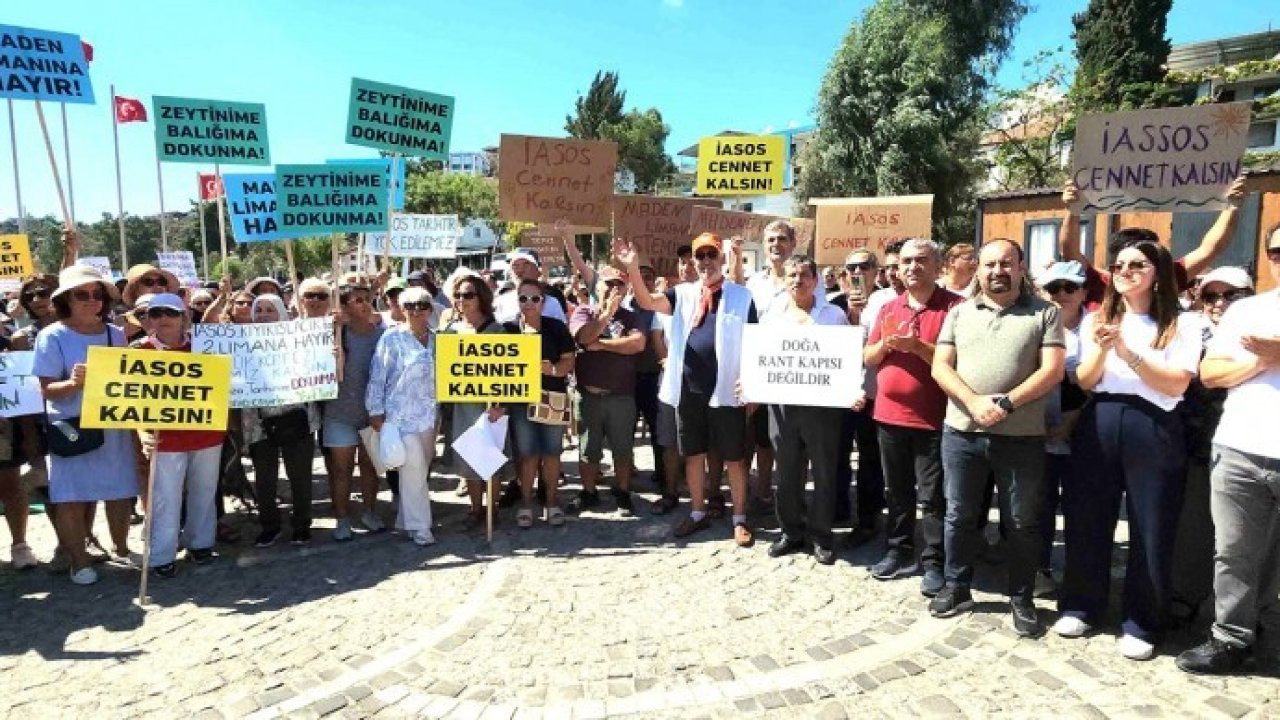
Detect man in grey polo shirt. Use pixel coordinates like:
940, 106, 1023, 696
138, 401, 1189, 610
930, 239, 1065, 637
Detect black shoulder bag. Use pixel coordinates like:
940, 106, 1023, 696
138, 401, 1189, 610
45, 328, 111, 458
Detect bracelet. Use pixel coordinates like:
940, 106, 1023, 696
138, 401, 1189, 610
1127, 354, 1144, 370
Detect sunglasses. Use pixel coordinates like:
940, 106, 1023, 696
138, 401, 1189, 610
845, 262, 874, 272
302, 292, 330, 301
1267, 247, 1280, 262
71, 290, 105, 302
1201, 289, 1247, 304
138, 276, 168, 288
453, 291, 478, 301
340, 295, 370, 306
694, 250, 719, 261
1110, 260, 1152, 274
518, 294, 543, 304
1044, 281, 1080, 295
21, 288, 51, 302
146, 307, 184, 319
402, 301, 433, 312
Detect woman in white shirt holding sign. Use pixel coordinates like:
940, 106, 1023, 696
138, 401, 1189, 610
1056, 240, 1202, 660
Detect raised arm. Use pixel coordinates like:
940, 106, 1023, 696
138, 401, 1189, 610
613, 239, 671, 315
556, 219, 597, 289
726, 235, 746, 285
1058, 180, 1087, 267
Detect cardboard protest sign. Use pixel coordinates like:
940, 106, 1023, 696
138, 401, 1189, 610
498, 134, 617, 227
1071, 102, 1252, 214
611, 195, 718, 278
0, 24, 94, 104
152, 96, 270, 165
80, 347, 231, 430
0, 234, 34, 278
810, 195, 933, 265
193, 318, 337, 408
696, 135, 785, 196
346, 78, 454, 159
326, 157, 405, 210
157, 251, 199, 287
275, 163, 388, 234
739, 324, 865, 408
76, 256, 113, 278
365, 214, 461, 258
436, 334, 541, 403
686, 206, 815, 251
519, 228, 567, 267
0, 351, 43, 418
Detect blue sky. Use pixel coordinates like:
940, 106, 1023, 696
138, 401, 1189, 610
2, 0, 1276, 221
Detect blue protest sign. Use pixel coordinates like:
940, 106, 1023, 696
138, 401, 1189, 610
276, 164, 388, 235
326, 158, 405, 210
224, 173, 303, 243
0, 24, 94, 104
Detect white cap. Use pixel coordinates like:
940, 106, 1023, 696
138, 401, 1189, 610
1198, 266, 1252, 291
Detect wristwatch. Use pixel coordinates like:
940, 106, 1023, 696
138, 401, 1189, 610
995, 395, 1015, 414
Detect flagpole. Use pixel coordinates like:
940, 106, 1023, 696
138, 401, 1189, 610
196, 175, 209, 281
32, 101, 72, 229
110, 85, 128, 268
6, 100, 24, 235
61, 103, 76, 226
382, 155, 398, 274
155, 157, 169, 252
214, 163, 229, 276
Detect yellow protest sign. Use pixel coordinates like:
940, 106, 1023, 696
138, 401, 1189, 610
696, 135, 785, 196
436, 334, 541, 403
0, 234, 34, 278
80, 347, 232, 430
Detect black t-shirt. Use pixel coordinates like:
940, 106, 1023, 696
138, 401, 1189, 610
504, 317, 575, 393
663, 287, 758, 395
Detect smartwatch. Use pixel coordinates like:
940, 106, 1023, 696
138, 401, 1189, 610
996, 395, 1015, 414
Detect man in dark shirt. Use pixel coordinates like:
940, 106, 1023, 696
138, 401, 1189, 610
569, 268, 646, 515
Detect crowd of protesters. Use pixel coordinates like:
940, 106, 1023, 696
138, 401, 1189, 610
1, 178, 1278, 676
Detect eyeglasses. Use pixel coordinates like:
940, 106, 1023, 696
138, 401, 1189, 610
1044, 281, 1080, 295
138, 276, 167, 288
518, 294, 543, 304
845, 262, 873, 272
402, 301, 432, 312
340, 295, 369, 306
1201, 289, 1247, 304
21, 288, 51, 302
146, 307, 184, 319
1110, 260, 1152, 274
71, 289, 105, 302
302, 292, 330, 301
453, 291, 478, 301
233, 300, 252, 307
1267, 247, 1280, 262
694, 250, 719, 261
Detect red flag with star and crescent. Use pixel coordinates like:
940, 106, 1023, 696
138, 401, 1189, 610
114, 96, 147, 124
198, 173, 223, 201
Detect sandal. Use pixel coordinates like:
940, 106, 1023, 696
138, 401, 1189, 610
517, 508, 534, 529
672, 514, 711, 538
546, 507, 566, 527
650, 494, 679, 516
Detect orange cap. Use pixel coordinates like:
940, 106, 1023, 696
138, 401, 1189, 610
691, 233, 722, 254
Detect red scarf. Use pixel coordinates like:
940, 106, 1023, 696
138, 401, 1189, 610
692, 279, 723, 328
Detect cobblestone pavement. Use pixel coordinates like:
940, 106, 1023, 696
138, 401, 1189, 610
2, 442, 1277, 719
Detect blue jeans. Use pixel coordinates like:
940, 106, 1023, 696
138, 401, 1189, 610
942, 428, 1045, 602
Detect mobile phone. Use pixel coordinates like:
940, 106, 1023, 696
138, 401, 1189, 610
849, 274, 865, 302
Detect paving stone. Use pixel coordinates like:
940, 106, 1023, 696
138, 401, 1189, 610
870, 663, 906, 684
758, 692, 788, 710
782, 688, 812, 706
806, 646, 835, 661
896, 660, 925, 677
310, 693, 349, 717
705, 666, 735, 682
751, 655, 781, 672
814, 701, 849, 720
1027, 670, 1066, 691
916, 694, 963, 716
852, 674, 879, 692
1204, 695, 1253, 719
734, 697, 761, 713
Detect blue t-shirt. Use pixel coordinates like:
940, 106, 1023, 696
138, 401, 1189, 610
665, 288, 757, 395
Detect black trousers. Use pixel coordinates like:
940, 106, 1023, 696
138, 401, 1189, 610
835, 405, 885, 524
878, 423, 945, 569
635, 371, 664, 486
251, 422, 316, 534
770, 404, 846, 549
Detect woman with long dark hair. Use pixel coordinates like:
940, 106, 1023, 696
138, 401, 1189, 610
1055, 239, 1203, 660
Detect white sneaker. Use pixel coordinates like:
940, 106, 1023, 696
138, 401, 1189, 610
109, 551, 144, 569
361, 510, 386, 533
1117, 633, 1155, 660
1051, 615, 1092, 638
412, 530, 436, 546
69, 566, 98, 585
10, 542, 38, 570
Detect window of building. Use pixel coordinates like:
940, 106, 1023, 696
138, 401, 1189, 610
1170, 191, 1260, 275
1022, 217, 1093, 275
1217, 88, 1237, 102
1252, 84, 1279, 100
1247, 121, 1277, 149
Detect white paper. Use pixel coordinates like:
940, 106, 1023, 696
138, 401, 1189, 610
453, 413, 509, 480
193, 318, 337, 408
76, 256, 113, 278
739, 324, 865, 408
364, 213, 462, 258
0, 351, 43, 418
157, 250, 200, 287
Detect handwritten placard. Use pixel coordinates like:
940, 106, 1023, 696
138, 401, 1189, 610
696, 134, 786, 196
498, 134, 618, 227
365, 214, 461, 258
519, 229, 567, 267
157, 251, 200, 287
0, 24, 94, 104
1070, 102, 1251, 214
612, 195, 718, 278
0, 351, 43, 418
76, 256, 113, 279
686, 206, 815, 252
193, 318, 337, 408
810, 195, 933, 265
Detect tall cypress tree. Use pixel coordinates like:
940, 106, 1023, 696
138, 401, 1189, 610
1071, 0, 1175, 111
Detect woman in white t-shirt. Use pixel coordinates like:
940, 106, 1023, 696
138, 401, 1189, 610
1053, 240, 1203, 661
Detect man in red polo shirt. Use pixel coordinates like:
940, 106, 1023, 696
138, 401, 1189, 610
863, 238, 962, 596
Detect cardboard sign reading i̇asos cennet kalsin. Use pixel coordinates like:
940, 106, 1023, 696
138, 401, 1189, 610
80, 347, 231, 430
0, 234, 34, 278
436, 334, 541, 403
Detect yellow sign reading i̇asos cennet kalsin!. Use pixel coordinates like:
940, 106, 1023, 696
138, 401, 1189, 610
80, 347, 232, 430
696, 134, 786, 196
436, 334, 541, 403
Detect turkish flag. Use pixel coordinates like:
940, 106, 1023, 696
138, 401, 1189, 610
114, 96, 147, 124
81, 41, 94, 63
198, 173, 223, 201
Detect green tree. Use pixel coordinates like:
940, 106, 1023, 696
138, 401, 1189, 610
404, 170, 498, 224
565, 71, 625, 138
566, 71, 676, 193
1070, 0, 1185, 111
795, 0, 1026, 245
986, 49, 1072, 191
